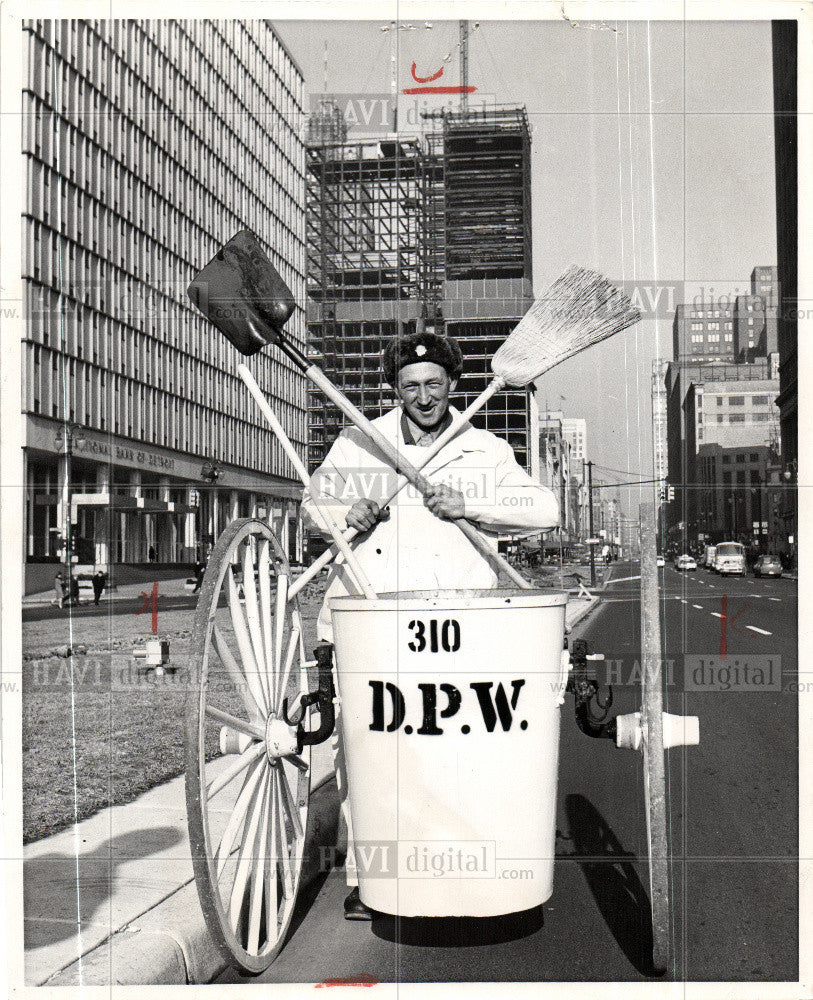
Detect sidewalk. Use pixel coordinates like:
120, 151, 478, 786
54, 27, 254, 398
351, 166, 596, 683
23, 582, 609, 987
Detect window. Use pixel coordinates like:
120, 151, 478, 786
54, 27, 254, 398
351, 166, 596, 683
722, 455, 731, 464
717, 396, 724, 405
729, 396, 745, 406
730, 413, 745, 423
749, 453, 759, 462
736, 454, 746, 463
717, 415, 724, 423
708, 334, 720, 343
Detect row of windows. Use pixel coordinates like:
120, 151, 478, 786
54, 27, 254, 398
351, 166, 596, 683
24, 160, 304, 329
709, 394, 773, 407
25, 348, 306, 470
23, 96, 305, 274
26, 21, 303, 160
709, 413, 773, 423
722, 453, 762, 463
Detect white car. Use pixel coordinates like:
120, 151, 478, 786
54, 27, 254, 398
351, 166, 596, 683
656, 555, 665, 568
674, 554, 697, 571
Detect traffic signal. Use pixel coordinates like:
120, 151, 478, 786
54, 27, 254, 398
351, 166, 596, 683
668, 485, 675, 502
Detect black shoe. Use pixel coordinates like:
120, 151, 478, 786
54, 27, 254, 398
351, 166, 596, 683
344, 887, 373, 921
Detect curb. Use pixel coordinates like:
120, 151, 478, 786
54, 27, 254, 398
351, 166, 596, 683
46, 775, 341, 986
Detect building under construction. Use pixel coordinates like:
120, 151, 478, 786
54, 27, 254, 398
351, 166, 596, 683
306, 103, 534, 470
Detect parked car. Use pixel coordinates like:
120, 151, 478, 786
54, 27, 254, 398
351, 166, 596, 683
713, 541, 746, 576
656, 555, 665, 568
753, 553, 783, 578
674, 554, 697, 571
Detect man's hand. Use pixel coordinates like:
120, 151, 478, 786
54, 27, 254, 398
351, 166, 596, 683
424, 484, 466, 520
346, 499, 389, 533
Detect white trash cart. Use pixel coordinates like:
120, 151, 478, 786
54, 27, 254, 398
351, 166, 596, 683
185, 515, 698, 977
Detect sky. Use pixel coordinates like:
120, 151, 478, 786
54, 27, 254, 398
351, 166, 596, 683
274, 17, 777, 515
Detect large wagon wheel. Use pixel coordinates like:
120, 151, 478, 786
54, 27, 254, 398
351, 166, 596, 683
186, 518, 311, 974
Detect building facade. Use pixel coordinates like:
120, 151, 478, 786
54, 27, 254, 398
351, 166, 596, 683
665, 360, 779, 549
22, 19, 307, 576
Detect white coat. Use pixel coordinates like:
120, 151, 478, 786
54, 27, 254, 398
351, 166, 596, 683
301, 405, 560, 641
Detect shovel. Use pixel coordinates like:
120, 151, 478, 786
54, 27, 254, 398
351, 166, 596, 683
188, 230, 531, 590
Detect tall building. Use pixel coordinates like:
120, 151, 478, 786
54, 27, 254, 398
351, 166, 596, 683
22, 19, 307, 579
306, 105, 536, 471
425, 106, 535, 468
664, 360, 779, 548
562, 418, 587, 464
651, 359, 669, 495
734, 267, 779, 359
771, 21, 798, 569
672, 302, 736, 362
305, 132, 423, 468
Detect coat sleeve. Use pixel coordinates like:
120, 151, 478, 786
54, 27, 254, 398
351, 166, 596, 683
300, 432, 359, 538
464, 438, 560, 534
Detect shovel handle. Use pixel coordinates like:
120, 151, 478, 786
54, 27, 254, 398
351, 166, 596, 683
272, 335, 531, 590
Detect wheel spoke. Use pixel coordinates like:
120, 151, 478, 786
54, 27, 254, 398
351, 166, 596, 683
274, 621, 300, 715
247, 770, 273, 955
228, 566, 268, 715
242, 541, 270, 708
265, 768, 280, 940
258, 539, 275, 706
206, 742, 265, 801
274, 759, 303, 840
273, 575, 289, 706
211, 625, 264, 724
229, 766, 269, 934
274, 772, 295, 899
215, 755, 267, 877
205, 705, 264, 741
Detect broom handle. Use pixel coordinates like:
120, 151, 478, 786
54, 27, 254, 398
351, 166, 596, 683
273, 337, 531, 590
238, 366, 378, 600
288, 375, 509, 596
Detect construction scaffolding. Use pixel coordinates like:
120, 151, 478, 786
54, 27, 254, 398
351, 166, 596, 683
306, 132, 424, 468
305, 104, 535, 471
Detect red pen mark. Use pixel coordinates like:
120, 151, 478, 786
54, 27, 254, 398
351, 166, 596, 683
411, 61, 444, 83
316, 974, 379, 988
719, 594, 751, 659
402, 85, 477, 95
136, 581, 159, 634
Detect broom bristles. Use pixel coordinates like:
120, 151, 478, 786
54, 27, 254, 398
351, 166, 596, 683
492, 266, 641, 386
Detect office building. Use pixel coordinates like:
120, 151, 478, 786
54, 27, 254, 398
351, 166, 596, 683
22, 19, 308, 583
664, 360, 779, 547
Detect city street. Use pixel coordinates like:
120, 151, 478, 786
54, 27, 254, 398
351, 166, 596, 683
219, 561, 798, 984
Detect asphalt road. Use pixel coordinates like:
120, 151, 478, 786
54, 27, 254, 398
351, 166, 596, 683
217, 560, 798, 984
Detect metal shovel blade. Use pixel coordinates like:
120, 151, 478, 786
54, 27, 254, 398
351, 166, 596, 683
187, 230, 296, 356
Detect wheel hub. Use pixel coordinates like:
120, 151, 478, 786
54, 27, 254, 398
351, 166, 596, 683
265, 713, 299, 762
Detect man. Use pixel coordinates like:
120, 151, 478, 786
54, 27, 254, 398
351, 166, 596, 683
92, 569, 106, 606
301, 331, 559, 919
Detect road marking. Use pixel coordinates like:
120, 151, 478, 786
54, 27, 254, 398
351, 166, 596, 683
768, 597, 781, 602
710, 612, 725, 619
679, 598, 688, 604
745, 625, 772, 636
692, 604, 703, 609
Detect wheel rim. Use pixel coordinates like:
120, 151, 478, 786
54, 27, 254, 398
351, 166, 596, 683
185, 519, 311, 974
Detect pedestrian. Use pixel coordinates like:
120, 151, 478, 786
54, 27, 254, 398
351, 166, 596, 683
192, 558, 205, 593
148, 545, 156, 562
92, 569, 106, 605
53, 571, 65, 608
69, 575, 80, 606
302, 331, 560, 920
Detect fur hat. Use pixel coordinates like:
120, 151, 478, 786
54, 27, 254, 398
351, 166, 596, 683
382, 332, 463, 386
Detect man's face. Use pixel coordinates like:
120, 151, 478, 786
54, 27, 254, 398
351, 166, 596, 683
396, 362, 456, 429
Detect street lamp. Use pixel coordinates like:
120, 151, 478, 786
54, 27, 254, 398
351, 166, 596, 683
54, 423, 85, 593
